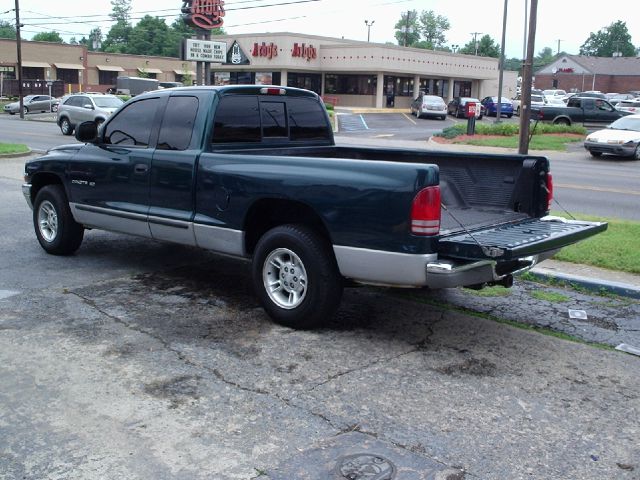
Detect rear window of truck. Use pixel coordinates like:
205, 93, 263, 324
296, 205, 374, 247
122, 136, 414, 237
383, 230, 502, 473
212, 95, 330, 144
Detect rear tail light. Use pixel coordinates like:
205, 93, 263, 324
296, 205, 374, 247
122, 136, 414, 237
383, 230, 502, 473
411, 186, 441, 236
546, 173, 553, 211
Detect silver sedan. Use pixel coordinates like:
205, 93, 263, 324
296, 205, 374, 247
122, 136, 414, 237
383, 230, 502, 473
3, 95, 59, 115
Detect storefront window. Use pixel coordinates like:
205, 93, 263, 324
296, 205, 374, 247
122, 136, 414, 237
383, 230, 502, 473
324, 75, 377, 95
57, 68, 79, 84
22, 67, 45, 80
99, 70, 118, 85
287, 73, 321, 94
453, 81, 472, 97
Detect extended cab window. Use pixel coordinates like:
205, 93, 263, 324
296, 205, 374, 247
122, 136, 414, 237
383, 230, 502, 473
157, 96, 199, 150
288, 97, 331, 141
261, 101, 287, 138
103, 97, 160, 147
212, 96, 260, 143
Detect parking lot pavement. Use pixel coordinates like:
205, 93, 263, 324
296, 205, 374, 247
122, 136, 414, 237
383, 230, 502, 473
1, 251, 639, 480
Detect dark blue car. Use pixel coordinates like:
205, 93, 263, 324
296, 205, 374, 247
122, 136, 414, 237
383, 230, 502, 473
481, 96, 514, 118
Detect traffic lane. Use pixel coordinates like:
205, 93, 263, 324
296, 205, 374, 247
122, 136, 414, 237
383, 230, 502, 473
1, 241, 638, 479
0, 114, 74, 152
545, 150, 640, 219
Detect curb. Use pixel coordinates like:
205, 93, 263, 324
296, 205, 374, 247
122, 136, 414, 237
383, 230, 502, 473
527, 268, 640, 300
0, 149, 33, 159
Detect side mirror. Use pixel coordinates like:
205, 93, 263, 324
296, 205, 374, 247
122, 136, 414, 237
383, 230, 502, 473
83, 103, 94, 109
75, 121, 99, 143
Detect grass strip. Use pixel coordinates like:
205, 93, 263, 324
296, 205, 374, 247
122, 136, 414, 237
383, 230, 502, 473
457, 135, 582, 151
0, 142, 29, 155
550, 212, 640, 274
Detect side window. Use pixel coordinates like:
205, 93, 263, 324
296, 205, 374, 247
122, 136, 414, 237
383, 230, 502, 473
103, 97, 160, 147
261, 101, 287, 138
157, 96, 199, 150
287, 97, 331, 141
212, 95, 260, 143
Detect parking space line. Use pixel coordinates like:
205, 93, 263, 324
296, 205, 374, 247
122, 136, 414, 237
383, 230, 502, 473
403, 113, 417, 125
359, 114, 369, 129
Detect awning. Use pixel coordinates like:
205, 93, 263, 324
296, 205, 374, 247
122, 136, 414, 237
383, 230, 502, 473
21, 61, 51, 68
174, 69, 196, 76
96, 65, 125, 72
54, 63, 85, 70
138, 67, 163, 74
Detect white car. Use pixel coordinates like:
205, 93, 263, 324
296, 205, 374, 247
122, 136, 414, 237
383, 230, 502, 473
615, 99, 640, 114
583, 114, 640, 159
512, 93, 547, 116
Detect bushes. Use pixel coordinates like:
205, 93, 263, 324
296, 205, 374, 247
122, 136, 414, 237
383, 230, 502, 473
436, 121, 586, 139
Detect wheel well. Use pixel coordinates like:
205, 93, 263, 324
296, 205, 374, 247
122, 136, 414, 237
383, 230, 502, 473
244, 199, 332, 256
30, 173, 64, 203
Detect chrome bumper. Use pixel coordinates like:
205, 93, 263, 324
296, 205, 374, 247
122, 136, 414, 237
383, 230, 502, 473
22, 183, 33, 210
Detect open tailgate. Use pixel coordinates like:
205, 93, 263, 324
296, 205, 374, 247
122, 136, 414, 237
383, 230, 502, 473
437, 217, 607, 261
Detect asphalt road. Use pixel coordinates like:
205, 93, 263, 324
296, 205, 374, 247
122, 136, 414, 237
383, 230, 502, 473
1, 152, 639, 479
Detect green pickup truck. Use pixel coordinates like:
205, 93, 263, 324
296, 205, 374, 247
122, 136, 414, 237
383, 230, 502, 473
22, 85, 607, 328
532, 96, 629, 125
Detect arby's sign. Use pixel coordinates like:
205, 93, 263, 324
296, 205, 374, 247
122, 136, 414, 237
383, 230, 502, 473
182, 0, 225, 30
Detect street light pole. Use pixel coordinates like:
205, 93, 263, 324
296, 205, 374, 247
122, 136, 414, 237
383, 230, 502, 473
364, 20, 375, 42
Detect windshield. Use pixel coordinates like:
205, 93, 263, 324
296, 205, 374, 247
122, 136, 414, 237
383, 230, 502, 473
93, 97, 124, 108
608, 117, 640, 131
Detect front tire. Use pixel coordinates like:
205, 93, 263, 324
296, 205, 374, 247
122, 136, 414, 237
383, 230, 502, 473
634, 145, 640, 160
60, 117, 73, 136
589, 150, 603, 158
33, 185, 84, 255
252, 225, 343, 329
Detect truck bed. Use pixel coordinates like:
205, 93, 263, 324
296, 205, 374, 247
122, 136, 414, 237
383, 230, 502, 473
227, 144, 545, 235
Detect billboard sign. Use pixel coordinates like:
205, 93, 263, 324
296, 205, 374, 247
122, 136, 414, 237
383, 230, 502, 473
184, 39, 227, 62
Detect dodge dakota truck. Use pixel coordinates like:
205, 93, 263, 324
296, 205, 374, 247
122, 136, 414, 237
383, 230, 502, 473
22, 85, 607, 328
532, 96, 629, 126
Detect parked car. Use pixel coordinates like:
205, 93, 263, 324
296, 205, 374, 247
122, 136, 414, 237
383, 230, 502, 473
614, 99, 640, 113
572, 91, 607, 99
532, 96, 628, 126
607, 94, 635, 106
480, 96, 514, 118
512, 93, 547, 116
56, 93, 124, 135
584, 113, 640, 159
447, 97, 484, 119
158, 81, 184, 89
3, 95, 59, 115
410, 94, 447, 120
543, 89, 567, 100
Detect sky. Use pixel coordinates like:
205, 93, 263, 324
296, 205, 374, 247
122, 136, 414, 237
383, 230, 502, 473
3, 0, 638, 60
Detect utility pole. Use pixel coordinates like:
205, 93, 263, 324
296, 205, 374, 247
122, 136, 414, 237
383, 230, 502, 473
495, 0, 508, 122
556, 39, 562, 56
470, 32, 483, 55
15, 0, 24, 119
365, 20, 375, 42
518, 0, 538, 155
402, 11, 414, 47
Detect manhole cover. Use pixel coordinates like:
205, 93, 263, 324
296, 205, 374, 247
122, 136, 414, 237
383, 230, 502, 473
336, 454, 396, 480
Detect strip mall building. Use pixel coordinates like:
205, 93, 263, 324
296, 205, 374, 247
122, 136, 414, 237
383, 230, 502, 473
0, 33, 516, 108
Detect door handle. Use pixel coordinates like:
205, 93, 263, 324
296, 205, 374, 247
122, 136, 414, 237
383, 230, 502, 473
134, 164, 149, 174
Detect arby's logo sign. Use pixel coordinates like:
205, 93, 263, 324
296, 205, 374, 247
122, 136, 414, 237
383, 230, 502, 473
182, 0, 225, 30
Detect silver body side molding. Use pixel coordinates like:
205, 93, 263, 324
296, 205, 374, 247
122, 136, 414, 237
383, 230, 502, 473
333, 245, 438, 287
193, 224, 245, 257
70, 203, 152, 238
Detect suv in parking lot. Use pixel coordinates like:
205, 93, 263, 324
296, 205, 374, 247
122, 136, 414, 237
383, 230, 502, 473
56, 93, 124, 135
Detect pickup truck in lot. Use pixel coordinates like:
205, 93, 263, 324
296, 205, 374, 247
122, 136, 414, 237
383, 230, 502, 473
22, 85, 607, 328
532, 96, 629, 126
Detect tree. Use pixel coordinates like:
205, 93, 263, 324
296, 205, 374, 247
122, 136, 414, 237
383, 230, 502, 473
534, 47, 555, 69
103, 0, 132, 53
88, 28, 103, 51
579, 21, 636, 57
459, 34, 500, 57
0, 20, 16, 39
418, 10, 450, 49
394, 10, 420, 47
31, 32, 64, 43
127, 15, 174, 56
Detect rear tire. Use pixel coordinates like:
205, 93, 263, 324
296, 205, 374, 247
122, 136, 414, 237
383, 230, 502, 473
33, 185, 84, 255
634, 145, 640, 160
252, 225, 343, 329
